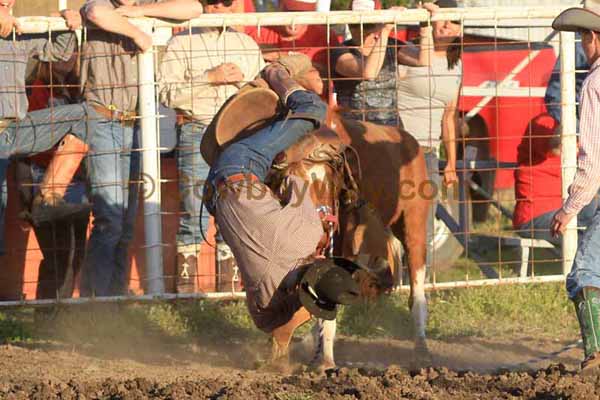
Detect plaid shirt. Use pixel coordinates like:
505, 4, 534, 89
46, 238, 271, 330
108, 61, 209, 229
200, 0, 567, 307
215, 176, 324, 332
563, 57, 600, 215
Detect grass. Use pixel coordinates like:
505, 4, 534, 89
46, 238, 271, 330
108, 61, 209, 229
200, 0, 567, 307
0, 283, 578, 347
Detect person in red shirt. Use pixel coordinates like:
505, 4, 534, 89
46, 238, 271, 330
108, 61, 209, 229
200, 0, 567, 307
245, 0, 342, 76
513, 114, 599, 246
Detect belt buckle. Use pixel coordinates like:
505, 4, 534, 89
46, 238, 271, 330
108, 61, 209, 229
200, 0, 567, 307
122, 111, 136, 122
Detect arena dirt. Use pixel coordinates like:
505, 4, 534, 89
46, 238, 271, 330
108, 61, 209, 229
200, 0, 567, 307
1, 334, 598, 399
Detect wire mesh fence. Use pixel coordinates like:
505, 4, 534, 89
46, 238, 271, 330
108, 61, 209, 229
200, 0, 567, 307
0, 3, 582, 306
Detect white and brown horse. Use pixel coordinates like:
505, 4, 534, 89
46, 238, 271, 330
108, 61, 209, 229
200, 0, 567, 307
270, 108, 433, 369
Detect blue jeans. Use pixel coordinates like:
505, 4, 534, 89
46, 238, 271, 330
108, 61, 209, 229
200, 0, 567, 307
424, 151, 441, 268
80, 111, 140, 297
567, 206, 600, 299
176, 121, 210, 246
517, 195, 600, 247
206, 91, 327, 213
0, 103, 94, 254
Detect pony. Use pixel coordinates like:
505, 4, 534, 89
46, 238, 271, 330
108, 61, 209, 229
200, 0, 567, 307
267, 108, 433, 369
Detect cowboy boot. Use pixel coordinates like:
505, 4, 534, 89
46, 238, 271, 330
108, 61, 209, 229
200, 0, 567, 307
261, 63, 304, 104
176, 243, 199, 294
216, 240, 241, 292
30, 134, 90, 225
574, 287, 600, 374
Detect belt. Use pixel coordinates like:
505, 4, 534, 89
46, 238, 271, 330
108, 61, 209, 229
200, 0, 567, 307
0, 119, 14, 133
216, 173, 261, 192
92, 105, 137, 127
176, 113, 196, 126
421, 145, 437, 154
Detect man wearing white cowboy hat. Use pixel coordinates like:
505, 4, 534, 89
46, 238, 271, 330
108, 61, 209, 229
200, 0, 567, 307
552, 0, 600, 374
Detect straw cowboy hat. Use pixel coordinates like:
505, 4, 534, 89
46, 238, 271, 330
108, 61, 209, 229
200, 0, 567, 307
200, 54, 316, 166
553, 0, 600, 32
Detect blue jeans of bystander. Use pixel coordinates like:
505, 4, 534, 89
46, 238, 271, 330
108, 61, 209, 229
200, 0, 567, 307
80, 110, 140, 297
176, 121, 210, 246
424, 151, 441, 268
567, 206, 600, 299
517, 194, 600, 247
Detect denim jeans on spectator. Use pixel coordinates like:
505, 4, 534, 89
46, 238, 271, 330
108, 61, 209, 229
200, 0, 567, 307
517, 194, 600, 247
206, 91, 327, 213
176, 121, 210, 246
567, 206, 600, 299
424, 151, 441, 269
0, 103, 93, 255
80, 111, 140, 297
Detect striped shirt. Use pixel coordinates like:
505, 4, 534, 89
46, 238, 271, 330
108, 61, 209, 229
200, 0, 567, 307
563, 57, 600, 215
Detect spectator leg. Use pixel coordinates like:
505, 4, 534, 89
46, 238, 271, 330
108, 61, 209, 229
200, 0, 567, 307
80, 118, 134, 297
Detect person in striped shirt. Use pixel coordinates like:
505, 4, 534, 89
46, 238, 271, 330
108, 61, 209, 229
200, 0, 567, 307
552, 0, 600, 374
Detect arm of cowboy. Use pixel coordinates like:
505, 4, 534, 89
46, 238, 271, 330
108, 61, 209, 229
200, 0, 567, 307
562, 77, 600, 216
26, 7, 80, 62
85, 0, 152, 51
115, 0, 204, 20
0, 6, 20, 38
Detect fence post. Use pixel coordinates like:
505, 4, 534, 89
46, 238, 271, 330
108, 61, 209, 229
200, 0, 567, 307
559, 31, 577, 276
137, 23, 165, 294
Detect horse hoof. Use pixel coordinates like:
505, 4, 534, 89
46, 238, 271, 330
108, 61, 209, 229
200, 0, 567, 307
412, 339, 433, 369
308, 359, 337, 375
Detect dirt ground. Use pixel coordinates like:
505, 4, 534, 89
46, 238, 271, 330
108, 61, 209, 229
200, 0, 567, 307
1, 334, 598, 399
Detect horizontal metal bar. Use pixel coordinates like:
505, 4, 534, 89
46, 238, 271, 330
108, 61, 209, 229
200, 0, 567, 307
16, 6, 570, 33
415, 275, 566, 291
0, 292, 245, 308
0, 275, 565, 307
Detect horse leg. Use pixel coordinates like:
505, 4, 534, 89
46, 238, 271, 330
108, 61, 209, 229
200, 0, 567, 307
270, 306, 312, 369
309, 318, 337, 372
392, 213, 430, 359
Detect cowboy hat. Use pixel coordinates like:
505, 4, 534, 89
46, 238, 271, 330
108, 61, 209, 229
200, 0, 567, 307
553, 0, 600, 32
200, 54, 316, 166
298, 257, 361, 320
200, 81, 280, 166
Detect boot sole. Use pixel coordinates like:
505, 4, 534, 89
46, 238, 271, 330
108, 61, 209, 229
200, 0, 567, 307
31, 203, 91, 225
581, 357, 600, 376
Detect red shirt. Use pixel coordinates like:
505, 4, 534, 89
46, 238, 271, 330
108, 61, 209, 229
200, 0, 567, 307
28, 79, 51, 112
513, 114, 562, 228
246, 25, 342, 73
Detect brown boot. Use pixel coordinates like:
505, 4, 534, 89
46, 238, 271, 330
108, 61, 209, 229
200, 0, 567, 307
30, 193, 90, 226
40, 134, 88, 200
176, 244, 199, 294
261, 63, 304, 104
30, 134, 90, 225
216, 240, 242, 292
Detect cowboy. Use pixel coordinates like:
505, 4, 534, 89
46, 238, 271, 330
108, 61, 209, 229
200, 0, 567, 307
0, 1, 95, 256
203, 55, 360, 363
551, 0, 600, 374
158, 0, 264, 293
79, 0, 203, 297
